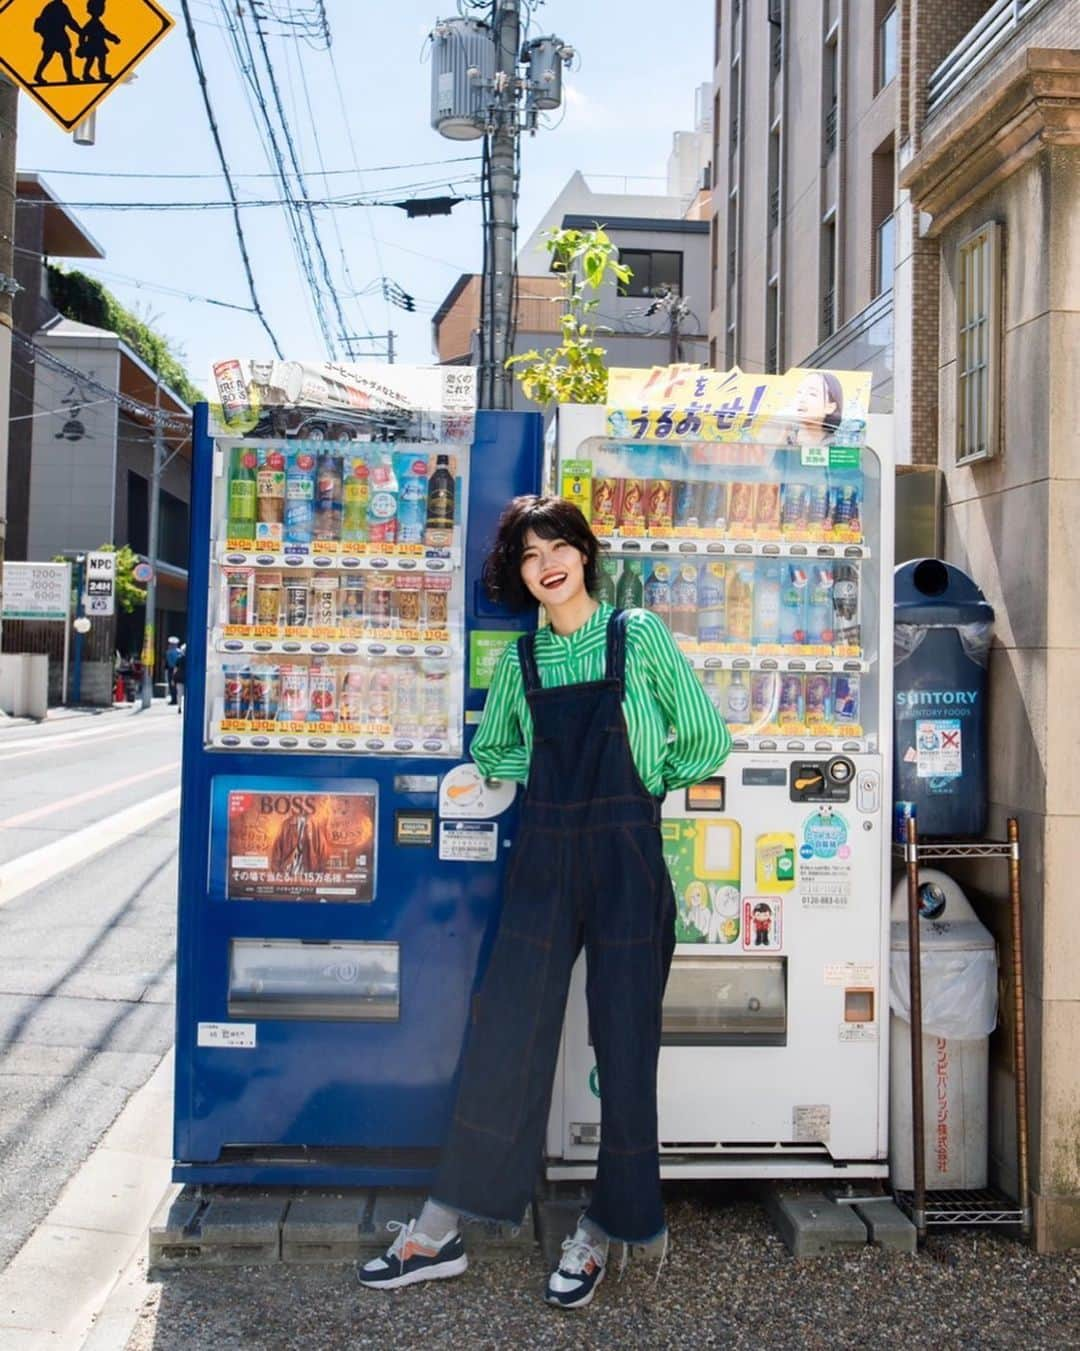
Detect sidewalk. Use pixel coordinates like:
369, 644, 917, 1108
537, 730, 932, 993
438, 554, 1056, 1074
117, 1188, 1076, 1351
0, 701, 142, 732
2, 1040, 1077, 1349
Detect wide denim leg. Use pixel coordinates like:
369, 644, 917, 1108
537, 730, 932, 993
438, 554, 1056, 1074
432, 611, 673, 1243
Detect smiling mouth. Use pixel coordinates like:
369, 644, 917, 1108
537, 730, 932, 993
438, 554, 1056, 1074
539, 571, 568, 590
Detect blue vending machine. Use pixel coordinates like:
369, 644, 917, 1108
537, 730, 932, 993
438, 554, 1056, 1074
174, 363, 541, 1186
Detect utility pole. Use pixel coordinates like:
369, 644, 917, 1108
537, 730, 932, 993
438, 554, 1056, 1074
429, 12, 571, 407
0, 77, 18, 628
488, 0, 520, 411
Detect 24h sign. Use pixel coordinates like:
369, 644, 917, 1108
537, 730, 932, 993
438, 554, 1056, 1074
0, 0, 174, 132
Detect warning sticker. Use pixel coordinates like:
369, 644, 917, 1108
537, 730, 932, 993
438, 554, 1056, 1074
916, 718, 962, 779
198, 1022, 256, 1049
793, 1104, 831, 1142
439, 820, 498, 863
824, 961, 877, 987
839, 1022, 878, 1043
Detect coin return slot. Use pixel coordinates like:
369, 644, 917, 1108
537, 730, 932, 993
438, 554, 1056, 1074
844, 988, 875, 1023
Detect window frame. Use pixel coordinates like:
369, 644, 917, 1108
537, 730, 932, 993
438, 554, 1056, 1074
955, 221, 1002, 466
618, 248, 684, 300
877, 5, 898, 92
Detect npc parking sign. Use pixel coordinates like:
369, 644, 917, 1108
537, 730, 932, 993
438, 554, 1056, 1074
0, 0, 174, 132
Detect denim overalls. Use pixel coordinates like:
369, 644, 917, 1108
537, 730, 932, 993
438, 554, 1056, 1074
433, 609, 676, 1243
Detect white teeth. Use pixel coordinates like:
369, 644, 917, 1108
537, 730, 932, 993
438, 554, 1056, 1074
541, 573, 567, 588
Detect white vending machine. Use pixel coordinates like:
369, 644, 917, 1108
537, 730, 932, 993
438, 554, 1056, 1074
546, 370, 894, 1180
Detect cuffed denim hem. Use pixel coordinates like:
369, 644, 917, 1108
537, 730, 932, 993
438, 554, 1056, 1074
428, 1193, 527, 1234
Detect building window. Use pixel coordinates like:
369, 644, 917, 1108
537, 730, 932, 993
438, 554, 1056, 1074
875, 214, 895, 297
872, 138, 895, 297
823, 37, 838, 156
878, 5, 897, 90
956, 222, 1002, 464
821, 220, 836, 340
765, 282, 779, 374
768, 129, 780, 229
618, 249, 684, 299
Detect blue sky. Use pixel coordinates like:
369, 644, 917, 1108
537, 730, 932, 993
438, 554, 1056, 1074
14, 0, 712, 396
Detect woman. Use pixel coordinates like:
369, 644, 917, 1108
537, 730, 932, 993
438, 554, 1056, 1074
787, 370, 844, 446
358, 495, 730, 1308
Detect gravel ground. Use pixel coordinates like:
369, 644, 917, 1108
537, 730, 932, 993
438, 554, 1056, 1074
123, 1185, 1079, 1351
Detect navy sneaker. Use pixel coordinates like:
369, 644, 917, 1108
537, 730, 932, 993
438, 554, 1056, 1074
545, 1222, 608, 1310
356, 1219, 468, 1291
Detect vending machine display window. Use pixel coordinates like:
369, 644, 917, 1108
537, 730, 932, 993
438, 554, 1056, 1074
228, 939, 399, 1021
563, 434, 881, 753
205, 440, 467, 756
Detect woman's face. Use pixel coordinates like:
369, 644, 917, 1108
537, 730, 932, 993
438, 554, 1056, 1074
795, 374, 838, 428
519, 528, 587, 609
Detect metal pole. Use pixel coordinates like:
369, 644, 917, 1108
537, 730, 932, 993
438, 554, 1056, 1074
1007, 817, 1032, 1238
487, 0, 520, 410
140, 388, 164, 710
0, 76, 18, 650
387, 330, 395, 365
72, 555, 84, 704
905, 815, 927, 1244
61, 560, 70, 706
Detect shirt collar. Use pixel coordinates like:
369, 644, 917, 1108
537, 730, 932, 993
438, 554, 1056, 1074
542, 602, 612, 650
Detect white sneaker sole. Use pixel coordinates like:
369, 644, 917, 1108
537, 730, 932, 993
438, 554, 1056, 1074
357, 1252, 468, 1291
546, 1263, 605, 1310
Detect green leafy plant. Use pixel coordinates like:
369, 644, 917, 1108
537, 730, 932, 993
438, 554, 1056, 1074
507, 227, 631, 407
54, 543, 146, 614
47, 266, 201, 408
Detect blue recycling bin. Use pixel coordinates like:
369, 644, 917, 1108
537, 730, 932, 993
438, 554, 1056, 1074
893, 558, 995, 837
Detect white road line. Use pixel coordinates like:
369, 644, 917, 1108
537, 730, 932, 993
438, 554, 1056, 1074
0, 726, 153, 764
0, 761, 181, 829
0, 787, 181, 909
0, 719, 145, 752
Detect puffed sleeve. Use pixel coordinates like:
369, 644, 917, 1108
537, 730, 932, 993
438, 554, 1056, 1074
469, 641, 531, 783
634, 609, 732, 790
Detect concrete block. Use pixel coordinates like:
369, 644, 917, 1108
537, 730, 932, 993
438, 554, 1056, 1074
365, 1190, 427, 1251
535, 1194, 590, 1266
149, 1190, 286, 1269
854, 1199, 918, 1252
461, 1205, 535, 1256
761, 1186, 867, 1259
281, 1192, 371, 1264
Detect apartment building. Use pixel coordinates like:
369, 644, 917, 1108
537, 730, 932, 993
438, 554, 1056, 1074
709, 0, 898, 409
710, 0, 1080, 1252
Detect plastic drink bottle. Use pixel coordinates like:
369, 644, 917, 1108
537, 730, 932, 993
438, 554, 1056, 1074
425, 454, 456, 535
778, 564, 808, 644
615, 558, 644, 609
395, 452, 429, 545
591, 556, 618, 605
752, 560, 781, 644
805, 565, 835, 644
643, 561, 672, 627
228, 447, 257, 539
697, 562, 727, 642
284, 449, 315, 544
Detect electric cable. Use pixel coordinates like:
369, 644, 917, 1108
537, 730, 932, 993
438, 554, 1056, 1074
176, 0, 283, 358
26, 156, 481, 181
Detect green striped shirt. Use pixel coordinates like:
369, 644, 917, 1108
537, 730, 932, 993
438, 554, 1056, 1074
470, 604, 732, 795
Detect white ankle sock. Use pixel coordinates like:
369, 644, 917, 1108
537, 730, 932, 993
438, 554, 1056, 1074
579, 1215, 608, 1250
417, 1198, 460, 1242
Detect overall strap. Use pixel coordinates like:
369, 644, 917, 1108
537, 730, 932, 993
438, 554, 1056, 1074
604, 608, 630, 691
517, 630, 542, 694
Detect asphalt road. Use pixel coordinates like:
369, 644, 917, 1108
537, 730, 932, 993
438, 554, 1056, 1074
0, 703, 181, 1270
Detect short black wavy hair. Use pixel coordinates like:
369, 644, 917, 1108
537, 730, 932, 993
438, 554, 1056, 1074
482, 494, 599, 612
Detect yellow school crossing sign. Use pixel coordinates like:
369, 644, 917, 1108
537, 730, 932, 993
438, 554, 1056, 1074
0, 0, 174, 132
